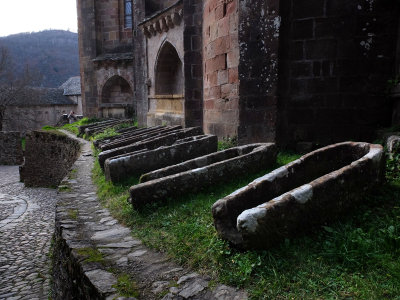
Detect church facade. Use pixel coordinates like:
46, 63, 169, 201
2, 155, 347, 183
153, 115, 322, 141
77, 0, 399, 146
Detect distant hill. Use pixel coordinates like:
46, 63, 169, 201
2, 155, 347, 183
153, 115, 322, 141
0, 30, 79, 88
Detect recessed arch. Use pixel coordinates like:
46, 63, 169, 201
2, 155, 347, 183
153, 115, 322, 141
155, 41, 183, 95
101, 75, 133, 104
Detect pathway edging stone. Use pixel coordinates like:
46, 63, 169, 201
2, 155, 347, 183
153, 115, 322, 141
53, 130, 248, 300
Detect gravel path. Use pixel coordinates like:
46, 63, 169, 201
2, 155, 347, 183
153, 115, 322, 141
0, 166, 56, 300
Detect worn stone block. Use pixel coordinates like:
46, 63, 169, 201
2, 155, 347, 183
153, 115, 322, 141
99, 126, 182, 151
0, 132, 23, 165
98, 127, 203, 169
212, 142, 385, 249
129, 143, 277, 209
104, 134, 218, 183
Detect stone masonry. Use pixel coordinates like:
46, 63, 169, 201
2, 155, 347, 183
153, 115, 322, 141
78, 0, 399, 147
20, 131, 80, 187
0, 132, 23, 165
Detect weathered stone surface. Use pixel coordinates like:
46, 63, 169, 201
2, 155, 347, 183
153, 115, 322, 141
0, 166, 56, 299
0, 132, 23, 165
53, 130, 247, 300
78, 119, 117, 135
98, 127, 203, 169
386, 135, 400, 158
99, 125, 182, 151
130, 143, 276, 209
94, 125, 164, 148
105, 134, 218, 183
85, 119, 132, 137
19, 130, 80, 187
213, 142, 385, 249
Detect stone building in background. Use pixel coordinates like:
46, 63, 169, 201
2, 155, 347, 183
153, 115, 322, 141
77, 0, 399, 147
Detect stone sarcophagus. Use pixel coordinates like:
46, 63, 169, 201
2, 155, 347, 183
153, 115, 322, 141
212, 142, 385, 249
98, 127, 203, 169
104, 134, 218, 183
129, 143, 277, 209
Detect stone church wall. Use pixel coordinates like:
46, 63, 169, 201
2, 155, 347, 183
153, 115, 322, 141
277, 0, 399, 146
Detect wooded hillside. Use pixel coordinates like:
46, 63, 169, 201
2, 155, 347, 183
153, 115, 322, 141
0, 30, 79, 88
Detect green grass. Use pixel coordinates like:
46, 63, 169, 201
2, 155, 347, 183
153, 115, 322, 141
61, 117, 99, 135
76, 247, 105, 264
92, 150, 400, 299
218, 137, 237, 151
112, 274, 140, 298
91, 127, 120, 141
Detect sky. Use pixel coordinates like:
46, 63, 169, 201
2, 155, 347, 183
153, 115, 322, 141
0, 0, 78, 37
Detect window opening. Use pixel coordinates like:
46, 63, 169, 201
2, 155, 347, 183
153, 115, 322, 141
125, 0, 133, 28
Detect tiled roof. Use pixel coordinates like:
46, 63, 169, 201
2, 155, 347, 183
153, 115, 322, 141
60, 76, 81, 96
10, 87, 76, 106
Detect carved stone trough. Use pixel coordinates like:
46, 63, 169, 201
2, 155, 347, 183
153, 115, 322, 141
128, 143, 277, 209
104, 134, 218, 183
98, 127, 203, 169
212, 142, 385, 249
94, 125, 166, 149
99, 125, 182, 151
94, 125, 162, 148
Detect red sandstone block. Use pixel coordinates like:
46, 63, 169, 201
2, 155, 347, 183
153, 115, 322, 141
206, 54, 226, 73
204, 100, 215, 110
208, 0, 219, 13
217, 17, 230, 38
229, 13, 238, 34
205, 86, 221, 100
215, 4, 225, 20
214, 96, 239, 110
218, 70, 228, 85
221, 83, 238, 99
213, 36, 230, 56
230, 34, 239, 49
205, 72, 217, 88
227, 50, 239, 68
210, 23, 218, 42
228, 68, 239, 84
227, 0, 237, 15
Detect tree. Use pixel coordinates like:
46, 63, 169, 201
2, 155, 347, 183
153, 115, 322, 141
0, 46, 41, 131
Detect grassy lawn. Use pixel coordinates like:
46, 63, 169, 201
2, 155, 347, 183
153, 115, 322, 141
92, 147, 400, 299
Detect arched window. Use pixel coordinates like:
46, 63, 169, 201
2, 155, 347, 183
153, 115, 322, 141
155, 42, 183, 95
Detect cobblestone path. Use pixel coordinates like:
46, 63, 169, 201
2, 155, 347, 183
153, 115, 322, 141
0, 166, 56, 300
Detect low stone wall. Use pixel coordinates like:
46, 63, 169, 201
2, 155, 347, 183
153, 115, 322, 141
212, 142, 385, 249
105, 135, 218, 183
130, 143, 277, 209
98, 127, 203, 169
20, 131, 81, 187
53, 132, 248, 300
0, 131, 23, 165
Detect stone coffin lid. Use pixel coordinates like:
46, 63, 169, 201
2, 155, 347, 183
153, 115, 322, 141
138, 0, 183, 38
212, 142, 385, 249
